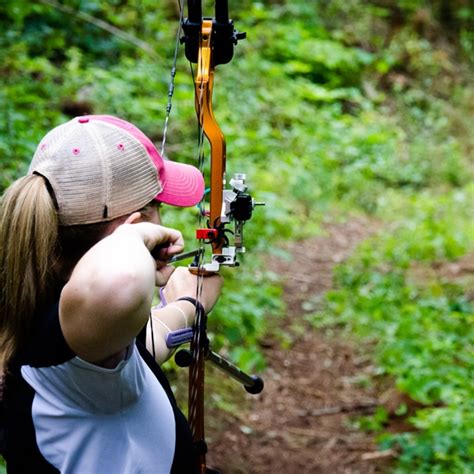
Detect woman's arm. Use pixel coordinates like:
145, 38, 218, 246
59, 222, 183, 366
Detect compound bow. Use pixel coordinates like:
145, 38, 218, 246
165, 1, 265, 472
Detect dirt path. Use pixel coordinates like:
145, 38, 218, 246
206, 218, 395, 473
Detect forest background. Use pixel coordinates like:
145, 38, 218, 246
0, 0, 473, 472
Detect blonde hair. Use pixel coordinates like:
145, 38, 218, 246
0, 174, 59, 371
0, 176, 157, 372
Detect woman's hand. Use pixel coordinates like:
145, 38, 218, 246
123, 211, 185, 287
117, 222, 184, 287
162, 266, 223, 314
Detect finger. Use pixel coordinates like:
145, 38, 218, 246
164, 228, 184, 250
151, 243, 171, 261
159, 235, 184, 258
150, 227, 184, 259
152, 244, 184, 261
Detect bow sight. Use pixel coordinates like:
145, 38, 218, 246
182, 1, 264, 273
196, 174, 265, 271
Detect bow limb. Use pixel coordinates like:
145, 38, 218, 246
195, 19, 226, 255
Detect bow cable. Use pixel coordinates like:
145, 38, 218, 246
161, 0, 185, 158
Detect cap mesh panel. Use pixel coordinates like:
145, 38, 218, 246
29, 119, 161, 225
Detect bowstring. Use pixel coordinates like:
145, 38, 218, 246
161, 0, 186, 158
164, 0, 208, 438
188, 38, 208, 438
151, 0, 186, 363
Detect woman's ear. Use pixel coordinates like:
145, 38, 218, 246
124, 211, 142, 224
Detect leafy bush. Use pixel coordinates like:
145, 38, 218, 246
311, 187, 474, 472
382, 403, 474, 472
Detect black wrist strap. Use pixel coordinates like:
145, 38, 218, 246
175, 297, 205, 316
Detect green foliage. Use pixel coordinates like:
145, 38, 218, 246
356, 407, 390, 433
381, 403, 474, 472
375, 187, 474, 264
209, 263, 283, 371
1, 1, 473, 471
311, 187, 474, 471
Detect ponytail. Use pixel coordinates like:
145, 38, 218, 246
0, 175, 59, 371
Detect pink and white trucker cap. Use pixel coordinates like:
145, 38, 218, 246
29, 115, 204, 225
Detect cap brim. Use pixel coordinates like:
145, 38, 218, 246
156, 160, 204, 207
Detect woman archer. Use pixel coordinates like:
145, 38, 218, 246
0, 115, 222, 473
